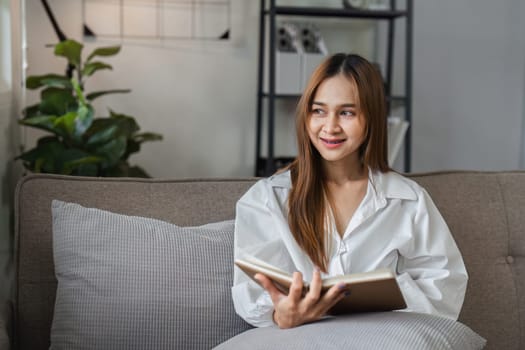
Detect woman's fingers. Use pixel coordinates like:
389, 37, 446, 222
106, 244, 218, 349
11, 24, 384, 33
300, 272, 347, 321
304, 268, 322, 306
288, 271, 305, 302
324, 282, 348, 299
323, 283, 348, 311
315, 283, 348, 314
256, 271, 350, 328
254, 273, 284, 302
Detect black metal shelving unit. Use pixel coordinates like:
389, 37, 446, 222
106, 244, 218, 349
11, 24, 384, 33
255, 0, 413, 176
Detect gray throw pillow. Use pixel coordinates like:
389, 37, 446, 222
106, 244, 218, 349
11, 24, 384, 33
50, 200, 251, 350
214, 311, 486, 350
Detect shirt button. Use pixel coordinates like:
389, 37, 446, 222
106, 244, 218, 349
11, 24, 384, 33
506, 256, 514, 264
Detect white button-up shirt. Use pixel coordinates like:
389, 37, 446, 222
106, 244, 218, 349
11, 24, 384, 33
232, 169, 468, 327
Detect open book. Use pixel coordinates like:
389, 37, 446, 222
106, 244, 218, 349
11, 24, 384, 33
235, 257, 407, 315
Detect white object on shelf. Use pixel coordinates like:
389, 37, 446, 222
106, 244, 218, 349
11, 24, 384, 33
387, 116, 409, 166
272, 22, 328, 95
275, 22, 303, 94
276, 52, 303, 94
300, 23, 328, 90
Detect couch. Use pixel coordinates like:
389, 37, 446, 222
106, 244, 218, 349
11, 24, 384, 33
1, 171, 523, 349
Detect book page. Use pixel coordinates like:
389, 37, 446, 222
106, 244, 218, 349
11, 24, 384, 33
321, 268, 395, 288
234, 257, 294, 294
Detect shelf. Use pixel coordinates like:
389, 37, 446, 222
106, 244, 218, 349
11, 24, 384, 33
257, 156, 295, 177
388, 95, 407, 102
261, 92, 408, 104
255, 0, 413, 175
260, 92, 301, 99
266, 6, 407, 19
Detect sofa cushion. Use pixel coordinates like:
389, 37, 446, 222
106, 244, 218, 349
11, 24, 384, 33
213, 312, 486, 350
50, 200, 251, 350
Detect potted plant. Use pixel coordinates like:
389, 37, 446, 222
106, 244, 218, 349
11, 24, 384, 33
17, 39, 162, 177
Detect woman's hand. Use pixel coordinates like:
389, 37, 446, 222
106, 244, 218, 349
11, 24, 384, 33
254, 269, 347, 329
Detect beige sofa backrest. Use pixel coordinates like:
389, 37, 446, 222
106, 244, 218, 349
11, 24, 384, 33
414, 172, 524, 350
13, 172, 525, 350
14, 174, 255, 349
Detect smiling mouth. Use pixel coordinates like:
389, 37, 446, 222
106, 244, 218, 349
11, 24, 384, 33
321, 138, 346, 145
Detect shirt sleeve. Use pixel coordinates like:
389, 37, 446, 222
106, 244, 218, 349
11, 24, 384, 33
396, 188, 468, 320
231, 179, 293, 327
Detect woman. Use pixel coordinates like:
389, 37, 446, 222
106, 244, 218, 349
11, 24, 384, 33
232, 53, 468, 329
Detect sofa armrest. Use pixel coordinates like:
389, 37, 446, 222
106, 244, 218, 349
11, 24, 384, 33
0, 301, 12, 350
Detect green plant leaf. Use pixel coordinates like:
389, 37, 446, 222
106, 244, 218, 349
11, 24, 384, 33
23, 103, 42, 118
54, 39, 83, 67
85, 123, 119, 147
84, 118, 117, 139
86, 89, 131, 101
133, 132, 163, 143
101, 160, 128, 177
82, 61, 113, 77
123, 132, 163, 159
86, 45, 121, 62
103, 161, 150, 178
39, 87, 77, 116
75, 104, 94, 138
62, 155, 104, 175
53, 111, 77, 138
84, 114, 138, 145
36, 135, 62, 146
75, 163, 100, 176
126, 165, 150, 178
40, 147, 98, 175
16, 137, 66, 173
123, 139, 140, 160
26, 74, 72, 90
16, 136, 59, 163
93, 135, 127, 168
109, 110, 140, 136
71, 78, 87, 105
19, 115, 58, 133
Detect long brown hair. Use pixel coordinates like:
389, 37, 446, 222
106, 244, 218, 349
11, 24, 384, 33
287, 53, 389, 272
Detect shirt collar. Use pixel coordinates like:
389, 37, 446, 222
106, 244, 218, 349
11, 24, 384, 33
369, 169, 417, 201
268, 170, 292, 188
269, 168, 417, 201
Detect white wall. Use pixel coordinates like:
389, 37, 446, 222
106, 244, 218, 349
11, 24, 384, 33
18, 0, 525, 177
23, 0, 260, 178
411, 0, 525, 171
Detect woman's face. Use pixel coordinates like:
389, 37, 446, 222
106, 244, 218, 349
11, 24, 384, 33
307, 74, 366, 169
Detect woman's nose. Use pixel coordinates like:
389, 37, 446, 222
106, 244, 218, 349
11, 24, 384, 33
322, 114, 340, 134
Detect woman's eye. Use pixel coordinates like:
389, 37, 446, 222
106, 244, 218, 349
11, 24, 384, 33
312, 108, 324, 115
341, 110, 355, 117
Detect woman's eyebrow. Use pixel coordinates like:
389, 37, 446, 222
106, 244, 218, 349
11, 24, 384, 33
312, 101, 356, 108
